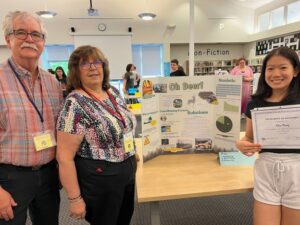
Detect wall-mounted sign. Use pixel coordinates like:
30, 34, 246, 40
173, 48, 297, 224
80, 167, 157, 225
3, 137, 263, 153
256, 32, 300, 56
189, 48, 230, 56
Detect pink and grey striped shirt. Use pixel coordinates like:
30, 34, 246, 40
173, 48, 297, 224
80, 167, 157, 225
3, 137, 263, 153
0, 58, 63, 166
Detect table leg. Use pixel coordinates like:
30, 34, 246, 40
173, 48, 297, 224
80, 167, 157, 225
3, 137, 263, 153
150, 201, 160, 225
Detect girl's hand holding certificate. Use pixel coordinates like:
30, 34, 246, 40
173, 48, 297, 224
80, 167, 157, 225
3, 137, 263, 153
236, 140, 261, 156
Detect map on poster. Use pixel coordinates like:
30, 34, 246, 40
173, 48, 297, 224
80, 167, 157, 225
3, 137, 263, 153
140, 76, 243, 163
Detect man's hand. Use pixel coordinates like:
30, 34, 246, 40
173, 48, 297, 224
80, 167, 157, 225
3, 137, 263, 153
0, 187, 17, 221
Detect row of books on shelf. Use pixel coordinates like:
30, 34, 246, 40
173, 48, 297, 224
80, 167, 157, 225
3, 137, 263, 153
194, 67, 219, 74
193, 59, 264, 68
250, 58, 264, 66
193, 59, 233, 75
194, 65, 262, 75
194, 60, 233, 67
191, 59, 263, 75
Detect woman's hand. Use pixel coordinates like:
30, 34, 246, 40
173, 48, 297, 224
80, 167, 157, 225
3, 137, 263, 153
243, 76, 253, 82
236, 140, 261, 156
69, 198, 86, 220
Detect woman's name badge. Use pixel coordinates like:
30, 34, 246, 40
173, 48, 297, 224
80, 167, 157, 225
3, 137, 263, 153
33, 131, 56, 151
123, 131, 134, 153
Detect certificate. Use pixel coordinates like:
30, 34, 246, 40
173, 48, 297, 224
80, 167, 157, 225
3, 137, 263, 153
251, 104, 300, 149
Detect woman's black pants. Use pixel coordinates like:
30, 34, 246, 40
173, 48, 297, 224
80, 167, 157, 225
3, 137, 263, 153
75, 156, 137, 225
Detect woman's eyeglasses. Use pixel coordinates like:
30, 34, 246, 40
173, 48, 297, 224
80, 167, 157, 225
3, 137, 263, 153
80, 60, 103, 70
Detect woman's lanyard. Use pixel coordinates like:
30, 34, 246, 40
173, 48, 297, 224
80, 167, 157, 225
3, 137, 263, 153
8, 60, 44, 123
82, 87, 126, 128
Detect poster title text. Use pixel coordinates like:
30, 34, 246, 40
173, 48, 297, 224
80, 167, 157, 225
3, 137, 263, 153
169, 82, 204, 90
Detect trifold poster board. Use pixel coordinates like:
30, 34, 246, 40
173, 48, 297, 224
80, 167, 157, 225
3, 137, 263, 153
140, 75, 255, 165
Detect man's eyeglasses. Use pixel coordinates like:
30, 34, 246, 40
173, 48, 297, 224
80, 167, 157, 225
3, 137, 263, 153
9, 30, 45, 42
80, 60, 103, 70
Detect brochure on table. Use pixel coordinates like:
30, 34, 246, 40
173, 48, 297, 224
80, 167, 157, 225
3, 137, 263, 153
140, 75, 256, 165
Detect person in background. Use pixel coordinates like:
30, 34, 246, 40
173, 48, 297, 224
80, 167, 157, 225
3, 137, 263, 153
0, 11, 62, 225
56, 45, 137, 225
55, 66, 67, 98
236, 46, 300, 225
122, 63, 140, 95
230, 57, 254, 115
170, 59, 186, 76
133, 65, 141, 89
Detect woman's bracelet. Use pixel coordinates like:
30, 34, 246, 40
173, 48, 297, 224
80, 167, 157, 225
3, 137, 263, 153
69, 196, 83, 204
68, 195, 81, 201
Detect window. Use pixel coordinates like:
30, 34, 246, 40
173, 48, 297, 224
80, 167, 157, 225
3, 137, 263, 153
287, 1, 300, 24
41, 45, 74, 74
258, 12, 270, 32
132, 44, 164, 77
257, 1, 300, 32
270, 7, 284, 28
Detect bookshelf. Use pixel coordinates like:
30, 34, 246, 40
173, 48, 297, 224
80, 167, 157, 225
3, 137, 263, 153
186, 53, 300, 75
187, 60, 234, 76
249, 57, 264, 73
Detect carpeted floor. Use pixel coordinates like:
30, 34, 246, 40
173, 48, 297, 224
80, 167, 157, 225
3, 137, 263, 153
132, 192, 254, 225
26, 191, 253, 225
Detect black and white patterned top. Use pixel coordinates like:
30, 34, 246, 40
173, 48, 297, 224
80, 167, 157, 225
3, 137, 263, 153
57, 86, 137, 162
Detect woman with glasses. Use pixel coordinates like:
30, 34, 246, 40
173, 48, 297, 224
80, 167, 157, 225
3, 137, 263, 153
231, 57, 254, 116
56, 45, 137, 225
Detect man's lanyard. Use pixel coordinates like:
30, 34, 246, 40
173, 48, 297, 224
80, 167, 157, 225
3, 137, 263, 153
82, 87, 126, 128
8, 60, 44, 123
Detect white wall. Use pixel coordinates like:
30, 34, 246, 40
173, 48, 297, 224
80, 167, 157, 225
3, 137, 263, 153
243, 42, 257, 59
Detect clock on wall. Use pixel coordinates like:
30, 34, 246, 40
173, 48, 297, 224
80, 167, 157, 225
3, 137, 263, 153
98, 23, 106, 31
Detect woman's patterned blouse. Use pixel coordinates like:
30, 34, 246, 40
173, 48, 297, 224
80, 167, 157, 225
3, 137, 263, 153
56, 86, 137, 162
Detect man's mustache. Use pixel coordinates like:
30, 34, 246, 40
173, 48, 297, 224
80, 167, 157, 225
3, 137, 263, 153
20, 42, 38, 51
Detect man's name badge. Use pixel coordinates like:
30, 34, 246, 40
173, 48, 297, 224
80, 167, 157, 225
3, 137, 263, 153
33, 131, 56, 151
123, 131, 134, 153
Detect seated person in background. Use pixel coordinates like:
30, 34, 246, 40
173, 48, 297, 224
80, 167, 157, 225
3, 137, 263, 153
123, 63, 140, 95
170, 59, 186, 76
